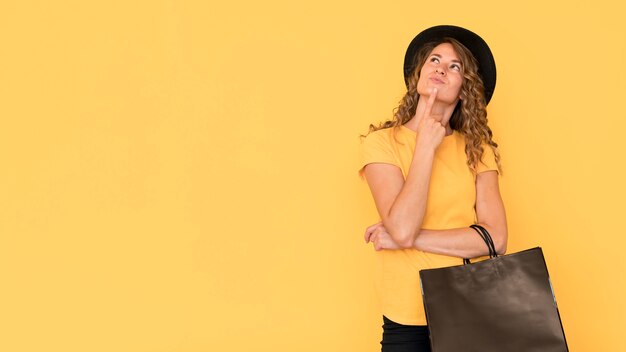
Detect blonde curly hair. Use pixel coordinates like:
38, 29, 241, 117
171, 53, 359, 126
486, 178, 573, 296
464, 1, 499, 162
360, 37, 502, 176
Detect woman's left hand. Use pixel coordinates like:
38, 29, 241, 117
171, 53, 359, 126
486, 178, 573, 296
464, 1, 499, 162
364, 221, 403, 251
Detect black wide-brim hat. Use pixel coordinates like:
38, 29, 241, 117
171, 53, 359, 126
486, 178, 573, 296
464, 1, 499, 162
403, 25, 497, 105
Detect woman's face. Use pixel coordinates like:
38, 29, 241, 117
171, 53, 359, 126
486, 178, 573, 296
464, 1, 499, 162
417, 42, 463, 105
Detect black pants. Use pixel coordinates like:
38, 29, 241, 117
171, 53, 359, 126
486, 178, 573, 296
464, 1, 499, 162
380, 315, 432, 352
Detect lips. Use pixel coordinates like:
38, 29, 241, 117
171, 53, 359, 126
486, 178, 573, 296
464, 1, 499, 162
429, 76, 445, 84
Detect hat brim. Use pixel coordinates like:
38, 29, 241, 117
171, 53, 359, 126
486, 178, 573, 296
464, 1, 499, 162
403, 25, 496, 105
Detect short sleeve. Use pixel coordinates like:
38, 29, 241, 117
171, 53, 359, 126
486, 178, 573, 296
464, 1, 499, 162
358, 130, 400, 180
476, 143, 499, 175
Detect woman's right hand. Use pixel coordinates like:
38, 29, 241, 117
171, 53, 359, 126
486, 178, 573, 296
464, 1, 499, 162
415, 88, 446, 152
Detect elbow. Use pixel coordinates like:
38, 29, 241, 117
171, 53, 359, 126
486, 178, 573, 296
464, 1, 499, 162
395, 229, 418, 249
495, 231, 508, 255
479, 223, 507, 255
482, 224, 508, 255
385, 226, 416, 249
398, 238, 415, 249
496, 242, 507, 255
382, 217, 421, 249
383, 213, 423, 249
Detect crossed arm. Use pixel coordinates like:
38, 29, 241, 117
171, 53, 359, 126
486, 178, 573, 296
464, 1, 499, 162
362, 162, 507, 258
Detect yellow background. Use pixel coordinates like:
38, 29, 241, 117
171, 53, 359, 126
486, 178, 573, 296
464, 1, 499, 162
1, 0, 624, 351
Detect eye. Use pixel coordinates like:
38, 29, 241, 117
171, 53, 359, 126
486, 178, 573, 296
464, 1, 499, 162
450, 63, 461, 71
429, 57, 440, 63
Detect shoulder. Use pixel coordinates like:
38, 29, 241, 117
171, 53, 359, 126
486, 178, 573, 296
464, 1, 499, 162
477, 141, 499, 174
459, 132, 497, 156
459, 132, 500, 174
358, 127, 402, 179
360, 127, 397, 146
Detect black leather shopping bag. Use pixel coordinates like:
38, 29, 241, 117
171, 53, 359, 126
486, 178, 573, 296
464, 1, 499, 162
419, 224, 569, 352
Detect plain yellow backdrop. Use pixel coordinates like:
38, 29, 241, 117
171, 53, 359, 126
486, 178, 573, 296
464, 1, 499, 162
1, 0, 625, 351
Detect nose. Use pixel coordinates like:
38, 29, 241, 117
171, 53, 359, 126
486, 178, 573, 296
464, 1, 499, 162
435, 67, 446, 75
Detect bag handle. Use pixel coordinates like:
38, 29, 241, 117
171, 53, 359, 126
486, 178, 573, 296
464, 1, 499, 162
472, 224, 497, 257
463, 224, 498, 265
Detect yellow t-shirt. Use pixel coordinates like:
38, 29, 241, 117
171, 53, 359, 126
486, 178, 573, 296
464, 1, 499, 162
358, 124, 499, 325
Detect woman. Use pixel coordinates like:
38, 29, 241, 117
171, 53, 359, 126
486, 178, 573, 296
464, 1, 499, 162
357, 25, 508, 352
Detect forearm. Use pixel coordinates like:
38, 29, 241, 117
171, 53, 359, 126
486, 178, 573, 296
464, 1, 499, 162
412, 224, 495, 258
384, 148, 435, 248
